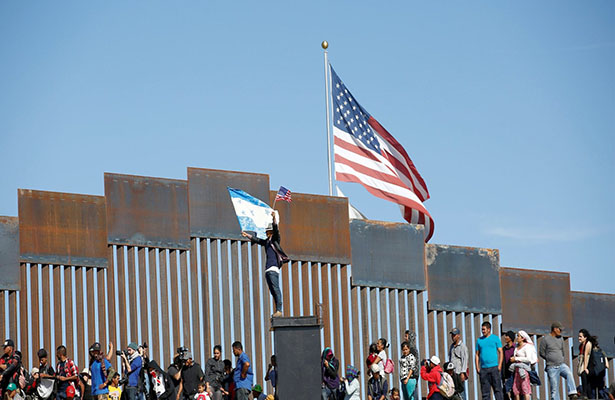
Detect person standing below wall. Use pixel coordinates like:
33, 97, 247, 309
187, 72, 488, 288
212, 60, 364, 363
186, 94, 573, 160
420, 356, 444, 400
121, 343, 143, 400
399, 341, 418, 400
0, 340, 21, 399
509, 331, 537, 400
242, 212, 288, 318
231, 342, 253, 400
321, 348, 340, 400
204, 346, 224, 400
577, 329, 604, 399
56, 346, 80, 400
35, 349, 56, 400
475, 321, 504, 400
449, 328, 469, 400
88, 343, 113, 400
501, 331, 516, 400
538, 322, 578, 400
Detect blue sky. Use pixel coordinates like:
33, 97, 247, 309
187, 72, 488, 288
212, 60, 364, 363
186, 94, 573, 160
1, 1, 613, 293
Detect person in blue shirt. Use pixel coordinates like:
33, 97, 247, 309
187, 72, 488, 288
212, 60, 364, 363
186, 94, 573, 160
89, 343, 114, 400
475, 322, 504, 400
120, 343, 142, 400
231, 342, 253, 400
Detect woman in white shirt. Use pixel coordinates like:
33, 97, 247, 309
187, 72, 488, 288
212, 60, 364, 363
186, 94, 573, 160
509, 330, 537, 400
373, 338, 390, 372
341, 365, 361, 400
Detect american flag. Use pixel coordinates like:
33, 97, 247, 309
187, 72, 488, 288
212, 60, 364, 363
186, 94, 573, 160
275, 186, 292, 202
330, 66, 434, 241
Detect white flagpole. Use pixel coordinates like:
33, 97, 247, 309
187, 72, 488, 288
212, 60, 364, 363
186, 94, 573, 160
322, 40, 334, 196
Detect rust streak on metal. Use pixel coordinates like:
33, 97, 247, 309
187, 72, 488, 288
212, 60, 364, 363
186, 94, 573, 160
18, 190, 108, 267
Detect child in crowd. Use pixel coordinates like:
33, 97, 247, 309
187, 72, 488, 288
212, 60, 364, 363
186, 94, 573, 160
389, 388, 401, 400
108, 373, 122, 400
194, 382, 211, 400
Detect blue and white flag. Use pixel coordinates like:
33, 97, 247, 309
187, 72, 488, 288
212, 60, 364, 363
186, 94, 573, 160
228, 187, 277, 240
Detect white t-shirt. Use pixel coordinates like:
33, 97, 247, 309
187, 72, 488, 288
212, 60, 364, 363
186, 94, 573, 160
194, 393, 211, 400
378, 350, 388, 370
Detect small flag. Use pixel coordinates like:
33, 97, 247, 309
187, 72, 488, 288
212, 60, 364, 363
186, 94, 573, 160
227, 187, 278, 240
275, 186, 292, 203
330, 66, 434, 241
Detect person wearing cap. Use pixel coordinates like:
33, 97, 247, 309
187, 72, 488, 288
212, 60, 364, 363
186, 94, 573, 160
78, 368, 92, 400
340, 365, 360, 400
538, 322, 578, 400
448, 328, 468, 400
367, 363, 388, 400
176, 350, 204, 400
241, 211, 288, 318
34, 348, 56, 400
420, 356, 444, 400
0, 340, 20, 398
120, 343, 143, 400
475, 321, 503, 400
4, 382, 18, 400
66, 386, 76, 400
444, 362, 465, 400
250, 384, 266, 400
55, 346, 79, 400
88, 343, 113, 400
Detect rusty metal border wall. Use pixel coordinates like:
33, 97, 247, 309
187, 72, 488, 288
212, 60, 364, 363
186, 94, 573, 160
2, 167, 614, 398
0, 217, 20, 290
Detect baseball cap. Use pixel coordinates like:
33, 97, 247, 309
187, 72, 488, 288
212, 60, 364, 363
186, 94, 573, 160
551, 321, 563, 331
6, 383, 17, 392
450, 328, 460, 335
127, 342, 138, 351
3, 339, 14, 348
429, 355, 441, 365
31, 367, 40, 374
370, 363, 382, 374
252, 384, 263, 393
444, 362, 454, 371
66, 385, 75, 398
89, 342, 101, 352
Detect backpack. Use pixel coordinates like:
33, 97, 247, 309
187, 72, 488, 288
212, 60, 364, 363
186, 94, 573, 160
384, 358, 394, 374
437, 371, 456, 399
589, 347, 606, 377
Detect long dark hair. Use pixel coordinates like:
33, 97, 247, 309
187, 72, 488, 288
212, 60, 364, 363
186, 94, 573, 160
579, 329, 598, 347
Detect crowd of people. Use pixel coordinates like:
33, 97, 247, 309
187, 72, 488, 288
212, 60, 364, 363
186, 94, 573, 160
0, 340, 278, 400
321, 322, 613, 400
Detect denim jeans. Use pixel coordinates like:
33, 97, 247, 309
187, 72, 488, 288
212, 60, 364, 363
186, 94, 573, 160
125, 387, 138, 400
321, 386, 334, 400
235, 388, 250, 400
479, 367, 504, 400
546, 364, 577, 400
266, 271, 283, 312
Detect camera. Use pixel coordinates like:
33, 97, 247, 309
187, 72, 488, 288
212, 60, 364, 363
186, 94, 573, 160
118, 377, 128, 386
116, 350, 128, 357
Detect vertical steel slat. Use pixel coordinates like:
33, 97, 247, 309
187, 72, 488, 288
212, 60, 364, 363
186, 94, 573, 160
9, 290, 19, 354
231, 241, 242, 341
183, 250, 194, 354
437, 311, 446, 359
428, 310, 436, 359
159, 249, 171, 365
311, 262, 319, 317
446, 312, 454, 354
96, 268, 107, 347
128, 247, 138, 343
53, 267, 63, 348
464, 312, 475, 400
417, 291, 428, 397
210, 241, 221, 349
241, 242, 252, 358
331, 265, 342, 358
86, 268, 96, 349
116, 247, 127, 350
474, 313, 483, 400
535, 336, 543, 400
74, 267, 85, 368
370, 288, 378, 342
398, 291, 408, 340
351, 286, 361, 369
561, 337, 570, 399
220, 240, 232, 355
281, 260, 290, 316
390, 289, 400, 386
250, 243, 264, 390
138, 248, 148, 345
341, 265, 351, 371
379, 289, 387, 340
321, 263, 331, 348
107, 247, 118, 361
41, 265, 52, 350
169, 249, 180, 348
148, 248, 160, 363
492, 314, 501, 336
301, 262, 309, 315
197, 239, 210, 360
31, 264, 40, 362
291, 261, 301, 317
0, 292, 4, 340
61, 266, 72, 363
360, 287, 370, 365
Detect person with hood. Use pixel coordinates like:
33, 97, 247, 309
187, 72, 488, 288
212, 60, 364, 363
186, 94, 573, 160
509, 331, 537, 400
340, 365, 360, 400
147, 361, 176, 400
241, 212, 288, 318
321, 348, 340, 400
420, 356, 444, 400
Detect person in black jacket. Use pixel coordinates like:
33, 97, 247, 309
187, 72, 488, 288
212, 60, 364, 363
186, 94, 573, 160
147, 362, 175, 400
241, 212, 288, 318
